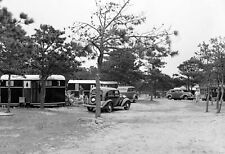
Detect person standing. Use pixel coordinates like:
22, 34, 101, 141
79, 85, 84, 101
195, 88, 201, 103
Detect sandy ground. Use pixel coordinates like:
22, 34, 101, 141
50, 99, 225, 154
1, 98, 225, 154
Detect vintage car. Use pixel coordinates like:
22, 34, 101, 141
166, 88, 194, 100
83, 87, 131, 112
117, 86, 138, 103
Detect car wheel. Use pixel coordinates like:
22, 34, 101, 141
106, 102, 113, 113
183, 96, 188, 100
87, 107, 94, 112
124, 102, 131, 110
168, 96, 172, 100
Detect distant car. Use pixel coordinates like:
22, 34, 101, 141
166, 88, 194, 100
117, 86, 138, 103
83, 87, 131, 112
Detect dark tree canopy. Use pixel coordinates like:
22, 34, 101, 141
0, 6, 32, 75
28, 24, 81, 78
101, 49, 142, 85
74, 66, 98, 80
178, 57, 203, 90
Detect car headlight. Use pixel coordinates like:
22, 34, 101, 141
91, 97, 96, 102
122, 95, 126, 98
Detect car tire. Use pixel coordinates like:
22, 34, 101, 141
124, 102, 131, 110
87, 107, 94, 112
106, 102, 113, 113
168, 96, 172, 100
183, 96, 188, 100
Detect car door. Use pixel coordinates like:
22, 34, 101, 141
169, 90, 176, 98
105, 90, 120, 107
172, 90, 181, 99
176, 90, 183, 99
113, 90, 121, 106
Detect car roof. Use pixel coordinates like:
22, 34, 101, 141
91, 87, 118, 91
173, 88, 182, 90
117, 86, 135, 89
91, 87, 119, 97
68, 80, 117, 84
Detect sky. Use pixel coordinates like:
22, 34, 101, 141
1, 0, 225, 76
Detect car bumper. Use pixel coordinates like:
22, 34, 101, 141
83, 104, 104, 108
187, 96, 195, 100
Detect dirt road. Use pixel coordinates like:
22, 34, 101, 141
51, 99, 225, 154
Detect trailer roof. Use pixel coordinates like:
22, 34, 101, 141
68, 80, 117, 84
1, 75, 65, 80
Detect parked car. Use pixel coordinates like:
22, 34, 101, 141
83, 87, 131, 112
117, 86, 138, 103
166, 88, 194, 100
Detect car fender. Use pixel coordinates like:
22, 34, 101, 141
133, 94, 138, 99
121, 98, 130, 106
101, 99, 113, 107
167, 94, 172, 98
180, 94, 185, 98
181, 94, 191, 99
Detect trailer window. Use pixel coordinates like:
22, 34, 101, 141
52, 80, 59, 86
60, 80, 65, 86
14, 81, 23, 87
0, 81, 6, 86
67, 83, 75, 90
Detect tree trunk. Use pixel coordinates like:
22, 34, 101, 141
95, 73, 101, 118
217, 77, 224, 113
150, 82, 154, 101
205, 86, 209, 112
94, 39, 104, 118
6, 74, 11, 113
150, 93, 153, 101
40, 77, 46, 109
187, 76, 190, 91
216, 86, 220, 109
216, 74, 220, 109
95, 57, 103, 118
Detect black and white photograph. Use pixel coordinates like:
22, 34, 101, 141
0, 0, 225, 153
